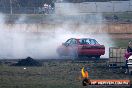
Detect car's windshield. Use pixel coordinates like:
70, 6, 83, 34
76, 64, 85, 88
79, 39, 99, 45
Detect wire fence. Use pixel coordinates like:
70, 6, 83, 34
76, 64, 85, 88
0, 7, 55, 14
0, 1, 132, 14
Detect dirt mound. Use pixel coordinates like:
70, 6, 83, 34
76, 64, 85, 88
11, 57, 42, 66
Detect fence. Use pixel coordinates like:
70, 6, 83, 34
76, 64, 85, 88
0, 7, 54, 14
55, 1, 132, 15
1, 23, 132, 33
0, 1, 132, 14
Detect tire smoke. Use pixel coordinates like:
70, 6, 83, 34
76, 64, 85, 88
0, 12, 114, 59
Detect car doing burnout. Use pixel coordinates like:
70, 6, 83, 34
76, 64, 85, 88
57, 38, 105, 59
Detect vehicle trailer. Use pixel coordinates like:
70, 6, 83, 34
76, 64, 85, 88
108, 47, 126, 68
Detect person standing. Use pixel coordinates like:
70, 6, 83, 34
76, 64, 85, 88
125, 41, 132, 74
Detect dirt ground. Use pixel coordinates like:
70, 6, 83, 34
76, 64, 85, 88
0, 59, 131, 88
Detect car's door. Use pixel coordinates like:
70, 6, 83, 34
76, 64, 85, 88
61, 38, 78, 56
67, 39, 78, 56
83, 39, 103, 55
88, 39, 99, 54
90, 39, 105, 55
79, 39, 98, 55
61, 39, 72, 55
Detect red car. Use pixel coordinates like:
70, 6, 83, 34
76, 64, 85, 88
57, 38, 105, 59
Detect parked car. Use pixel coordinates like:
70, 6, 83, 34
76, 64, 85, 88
57, 38, 105, 59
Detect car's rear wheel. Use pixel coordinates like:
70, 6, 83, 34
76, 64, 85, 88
57, 49, 65, 57
69, 49, 79, 60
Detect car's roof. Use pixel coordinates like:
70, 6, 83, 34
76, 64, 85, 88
79, 38, 95, 40
71, 38, 95, 40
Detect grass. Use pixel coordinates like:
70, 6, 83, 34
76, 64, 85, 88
112, 38, 131, 47
0, 59, 131, 88
103, 12, 132, 20
0, 61, 82, 88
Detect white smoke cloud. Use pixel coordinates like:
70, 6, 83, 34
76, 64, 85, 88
0, 7, 115, 59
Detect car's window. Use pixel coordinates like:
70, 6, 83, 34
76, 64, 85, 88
71, 39, 77, 45
79, 39, 89, 44
65, 39, 72, 44
89, 39, 98, 45
89, 39, 99, 45
85, 39, 90, 44
79, 39, 99, 45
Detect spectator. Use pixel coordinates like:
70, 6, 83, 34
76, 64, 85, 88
124, 41, 132, 74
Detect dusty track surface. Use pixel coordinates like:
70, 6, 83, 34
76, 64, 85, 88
0, 58, 130, 88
